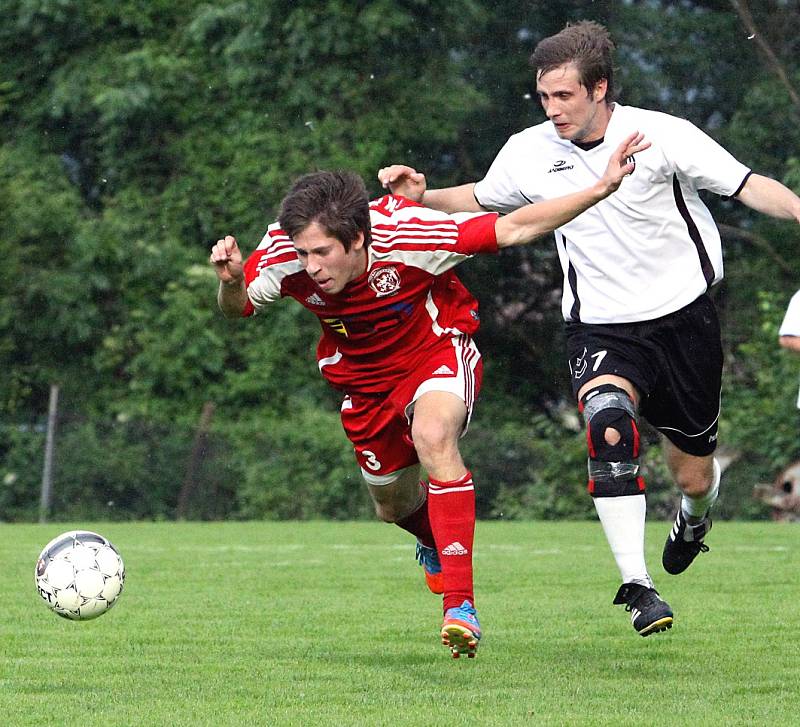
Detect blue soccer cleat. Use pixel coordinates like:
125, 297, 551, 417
415, 541, 443, 594
441, 600, 481, 658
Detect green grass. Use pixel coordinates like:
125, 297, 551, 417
1, 520, 798, 726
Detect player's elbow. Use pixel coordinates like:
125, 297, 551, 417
779, 335, 800, 352
496, 222, 544, 249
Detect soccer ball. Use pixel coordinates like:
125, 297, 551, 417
35, 530, 125, 620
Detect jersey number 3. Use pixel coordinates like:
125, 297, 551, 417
362, 450, 382, 472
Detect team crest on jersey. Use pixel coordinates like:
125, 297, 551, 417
368, 266, 401, 297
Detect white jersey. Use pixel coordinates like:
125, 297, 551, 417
779, 290, 800, 408
474, 103, 751, 324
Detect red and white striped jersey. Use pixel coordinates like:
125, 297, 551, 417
242, 194, 499, 395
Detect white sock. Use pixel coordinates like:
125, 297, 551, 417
593, 494, 652, 587
681, 458, 720, 521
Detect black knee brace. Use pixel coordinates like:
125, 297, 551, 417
580, 384, 645, 497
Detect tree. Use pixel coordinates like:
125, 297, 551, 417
1, 0, 798, 520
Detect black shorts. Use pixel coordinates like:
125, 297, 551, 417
565, 294, 722, 456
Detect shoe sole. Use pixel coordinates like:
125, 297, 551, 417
441, 624, 480, 658
662, 560, 692, 575
638, 615, 673, 637
662, 543, 709, 575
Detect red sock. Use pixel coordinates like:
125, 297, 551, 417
394, 484, 435, 549
427, 471, 476, 612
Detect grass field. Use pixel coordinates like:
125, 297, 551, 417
1, 520, 798, 726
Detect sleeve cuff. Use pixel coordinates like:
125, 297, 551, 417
729, 170, 752, 199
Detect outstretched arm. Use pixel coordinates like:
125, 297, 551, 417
210, 235, 248, 318
736, 174, 800, 222
494, 132, 650, 248
424, 184, 485, 213
377, 166, 485, 212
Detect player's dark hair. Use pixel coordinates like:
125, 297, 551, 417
279, 170, 371, 251
530, 20, 616, 103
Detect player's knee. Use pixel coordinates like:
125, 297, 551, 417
672, 467, 714, 497
373, 501, 402, 523
363, 465, 423, 523
372, 491, 424, 523
581, 384, 645, 497
410, 419, 458, 464
603, 427, 621, 446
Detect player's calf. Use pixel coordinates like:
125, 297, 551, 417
581, 384, 668, 635
663, 458, 718, 574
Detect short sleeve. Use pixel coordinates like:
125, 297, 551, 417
452, 211, 499, 254
663, 118, 751, 197
473, 135, 534, 214
368, 198, 497, 275
242, 223, 303, 315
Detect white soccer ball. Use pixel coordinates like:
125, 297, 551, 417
35, 530, 125, 620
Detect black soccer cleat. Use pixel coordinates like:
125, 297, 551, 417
613, 583, 673, 637
662, 509, 711, 575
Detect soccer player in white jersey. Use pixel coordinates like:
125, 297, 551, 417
210, 136, 646, 657
379, 20, 800, 637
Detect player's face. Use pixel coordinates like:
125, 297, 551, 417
536, 63, 610, 142
293, 222, 367, 295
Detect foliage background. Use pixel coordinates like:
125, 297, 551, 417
1, 0, 799, 521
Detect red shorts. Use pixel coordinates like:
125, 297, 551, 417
340, 335, 482, 485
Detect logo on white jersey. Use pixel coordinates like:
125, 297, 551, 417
441, 541, 469, 556
548, 159, 574, 174
432, 365, 454, 376
368, 265, 401, 297
305, 293, 326, 306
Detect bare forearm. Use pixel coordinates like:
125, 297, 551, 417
780, 335, 800, 353
737, 174, 800, 221
495, 183, 606, 248
422, 184, 484, 213
217, 279, 248, 319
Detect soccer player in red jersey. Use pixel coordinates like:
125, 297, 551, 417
209, 133, 647, 658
